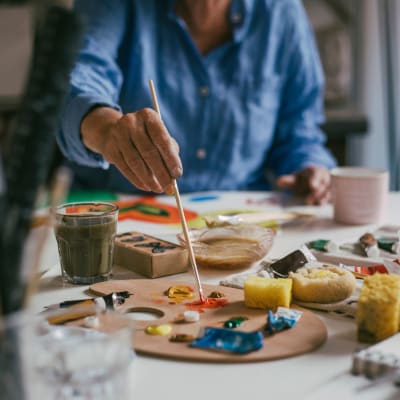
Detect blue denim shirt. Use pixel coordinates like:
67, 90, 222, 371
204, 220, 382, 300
58, 0, 336, 193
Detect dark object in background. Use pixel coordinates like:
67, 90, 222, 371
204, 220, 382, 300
266, 246, 316, 278
0, 6, 83, 400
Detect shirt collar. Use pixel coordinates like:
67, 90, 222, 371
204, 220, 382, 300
167, 0, 254, 43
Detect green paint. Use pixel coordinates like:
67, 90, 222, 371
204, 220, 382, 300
308, 239, 338, 253
119, 203, 169, 216
223, 316, 248, 329
377, 238, 400, 254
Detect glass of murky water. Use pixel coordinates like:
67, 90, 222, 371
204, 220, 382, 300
54, 202, 118, 284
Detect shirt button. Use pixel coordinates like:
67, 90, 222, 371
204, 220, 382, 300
231, 13, 242, 24
199, 86, 209, 97
196, 148, 207, 160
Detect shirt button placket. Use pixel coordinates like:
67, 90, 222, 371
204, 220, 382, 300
196, 148, 207, 160
199, 86, 209, 97
231, 13, 242, 24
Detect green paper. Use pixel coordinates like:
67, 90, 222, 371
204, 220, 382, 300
66, 191, 118, 203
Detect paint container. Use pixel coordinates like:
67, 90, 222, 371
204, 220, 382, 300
377, 239, 400, 255
266, 245, 316, 278
307, 239, 338, 253
359, 233, 380, 258
265, 307, 302, 336
191, 326, 263, 354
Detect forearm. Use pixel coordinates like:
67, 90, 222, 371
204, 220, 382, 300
81, 106, 122, 156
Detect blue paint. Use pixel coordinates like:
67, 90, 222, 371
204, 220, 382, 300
188, 195, 219, 202
191, 327, 263, 354
265, 308, 302, 336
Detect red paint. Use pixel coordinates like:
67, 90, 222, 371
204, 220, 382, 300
353, 264, 388, 275
152, 298, 167, 305
185, 297, 228, 312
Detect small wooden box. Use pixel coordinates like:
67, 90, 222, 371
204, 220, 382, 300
114, 231, 189, 278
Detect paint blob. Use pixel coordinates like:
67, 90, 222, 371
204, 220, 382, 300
165, 286, 195, 303
185, 297, 228, 312
145, 324, 172, 336
223, 316, 248, 329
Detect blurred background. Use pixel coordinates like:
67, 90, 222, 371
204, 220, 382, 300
0, 0, 399, 190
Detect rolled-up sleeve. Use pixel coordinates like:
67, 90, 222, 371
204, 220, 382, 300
57, 0, 127, 168
265, 1, 337, 177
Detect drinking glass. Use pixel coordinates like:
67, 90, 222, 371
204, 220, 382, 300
54, 202, 118, 284
31, 307, 136, 399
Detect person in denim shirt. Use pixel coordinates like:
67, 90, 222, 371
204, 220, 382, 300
58, 0, 336, 204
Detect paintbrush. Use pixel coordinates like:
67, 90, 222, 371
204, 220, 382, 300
148, 80, 205, 303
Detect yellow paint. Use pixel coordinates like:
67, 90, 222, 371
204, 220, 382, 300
145, 324, 172, 336
166, 286, 194, 302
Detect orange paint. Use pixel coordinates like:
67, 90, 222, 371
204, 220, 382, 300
185, 297, 228, 312
151, 298, 167, 305
113, 197, 198, 224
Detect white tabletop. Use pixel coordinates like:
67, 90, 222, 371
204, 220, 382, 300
31, 191, 400, 400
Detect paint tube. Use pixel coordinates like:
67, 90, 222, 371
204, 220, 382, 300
45, 291, 131, 325
265, 307, 302, 336
340, 259, 400, 278
46, 291, 131, 311
359, 233, 380, 258
377, 238, 400, 255
191, 326, 263, 354
307, 239, 338, 253
266, 245, 316, 278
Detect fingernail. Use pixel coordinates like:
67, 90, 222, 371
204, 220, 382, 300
165, 186, 175, 196
172, 166, 183, 178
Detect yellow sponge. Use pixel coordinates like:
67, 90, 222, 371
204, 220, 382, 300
357, 274, 400, 343
244, 276, 292, 310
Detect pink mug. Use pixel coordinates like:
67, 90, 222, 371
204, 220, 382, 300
331, 167, 389, 225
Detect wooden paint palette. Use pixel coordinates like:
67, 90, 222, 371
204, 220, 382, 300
90, 279, 327, 363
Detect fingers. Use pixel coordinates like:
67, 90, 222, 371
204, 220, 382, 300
305, 185, 331, 205
103, 141, 152, 192
118, 113, 165, 192
104, 109, 182, 193
276, 174, 296, 189
303, 166, 331, 205
277, 166, 332, 205
143, 109, 182, 178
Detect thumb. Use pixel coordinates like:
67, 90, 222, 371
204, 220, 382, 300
276, 174, 296, 189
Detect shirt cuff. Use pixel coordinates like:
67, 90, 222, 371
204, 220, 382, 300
58, 93, 122, 168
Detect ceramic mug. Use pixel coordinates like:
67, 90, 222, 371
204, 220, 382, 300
331, 167, 389, 225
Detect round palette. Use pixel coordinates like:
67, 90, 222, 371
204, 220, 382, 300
90, 279, 327, 363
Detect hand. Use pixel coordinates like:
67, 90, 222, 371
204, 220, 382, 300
81, 107, 182, 193
276, 166, 331, 205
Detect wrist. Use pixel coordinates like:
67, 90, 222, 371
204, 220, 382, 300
81, 106, 122, 154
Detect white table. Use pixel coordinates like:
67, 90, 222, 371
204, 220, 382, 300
32, 191, 400, 400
